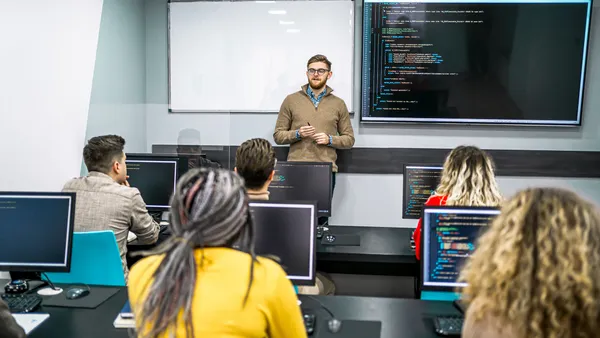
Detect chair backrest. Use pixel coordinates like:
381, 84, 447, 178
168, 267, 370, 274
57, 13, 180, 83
46, 231, 125, 286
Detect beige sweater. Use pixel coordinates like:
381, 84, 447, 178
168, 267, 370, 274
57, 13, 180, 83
273, 85, 355, 172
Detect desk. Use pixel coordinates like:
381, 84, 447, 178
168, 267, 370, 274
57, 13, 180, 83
21, 285, 459, 338
317, 226, 417, 278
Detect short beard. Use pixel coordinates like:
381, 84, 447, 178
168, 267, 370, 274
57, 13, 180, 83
309, 78, 327, 90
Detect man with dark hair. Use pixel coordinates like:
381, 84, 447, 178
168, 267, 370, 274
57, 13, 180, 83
273, 54, 354, 225
62, 135, 160, 281
234, 138, 276, 200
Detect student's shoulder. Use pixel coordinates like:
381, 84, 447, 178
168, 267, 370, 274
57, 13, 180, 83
425, 194, 447, 206
129, 255, 164, 285
255, 256, 289, 281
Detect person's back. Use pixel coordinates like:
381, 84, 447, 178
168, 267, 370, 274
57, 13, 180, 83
128, 168, 306, 338
129, 248, 304, 337
63, 135, 160, 281
413, 145, 502, 259
460, 187, 600, 338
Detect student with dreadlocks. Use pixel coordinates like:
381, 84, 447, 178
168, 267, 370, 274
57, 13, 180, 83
127, 168, 307, 338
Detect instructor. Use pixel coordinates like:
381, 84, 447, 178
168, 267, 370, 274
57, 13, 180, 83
273, 54, 355, 223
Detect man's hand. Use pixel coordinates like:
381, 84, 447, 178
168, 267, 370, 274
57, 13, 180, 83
313, 133, 330, 145
299, 126, 316, 138
122, 175, 130, 187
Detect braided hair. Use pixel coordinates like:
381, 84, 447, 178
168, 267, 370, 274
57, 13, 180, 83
136, 168, 257, 338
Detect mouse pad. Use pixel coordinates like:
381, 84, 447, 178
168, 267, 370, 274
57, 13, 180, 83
42, 286, 120, 309
321, 234, 361, 246
316, 319, 382, 337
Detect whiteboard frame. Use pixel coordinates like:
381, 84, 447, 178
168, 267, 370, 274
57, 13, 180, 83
167, 0, 358, 114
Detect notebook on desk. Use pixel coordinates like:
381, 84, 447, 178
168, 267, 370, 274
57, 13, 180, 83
113, 301, 135, 328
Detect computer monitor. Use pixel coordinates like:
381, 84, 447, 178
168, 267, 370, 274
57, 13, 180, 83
125, 153, 189, 211
249, 201, 317, 286
421, 206, 500, 292
0, 192, 75, 272
403, 165, 444, 219
269, 161, 333, 217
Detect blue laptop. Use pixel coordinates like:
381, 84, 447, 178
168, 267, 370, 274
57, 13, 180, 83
420, 206, 500, 301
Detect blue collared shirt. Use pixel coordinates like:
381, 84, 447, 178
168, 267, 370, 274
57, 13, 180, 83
307, 86, 327, 108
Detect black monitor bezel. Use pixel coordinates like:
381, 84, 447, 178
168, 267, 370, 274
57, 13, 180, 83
125, 153, 189, 211
249, 200, 318, 286
0, 191, 76, 273
420, 205, 500, 293
272, 161, 333, 217
402, 164, 444, 220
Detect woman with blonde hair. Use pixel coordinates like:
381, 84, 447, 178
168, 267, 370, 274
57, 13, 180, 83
413, 145, 502, 259
459, 187, 600, 338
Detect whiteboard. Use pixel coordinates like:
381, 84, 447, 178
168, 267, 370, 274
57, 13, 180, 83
168, 1, 354, 112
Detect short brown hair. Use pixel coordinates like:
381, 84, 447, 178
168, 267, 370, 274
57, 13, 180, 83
307, 54, 332, 70
235, 138, 276, 189
83, 135, 125, 174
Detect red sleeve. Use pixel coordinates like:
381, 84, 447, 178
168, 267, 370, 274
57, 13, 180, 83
413, 195, 446, 260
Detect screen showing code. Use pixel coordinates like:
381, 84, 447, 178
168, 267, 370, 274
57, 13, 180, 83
269, 162, 332, 216
423, 208, 499, 287
126, 160, 177, 209
361, 0, 591, 125
250, 203, 315, 284
403, 166, 443, 219
0, 195, 72, 267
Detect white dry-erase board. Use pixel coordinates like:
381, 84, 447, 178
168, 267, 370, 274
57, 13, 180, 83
168, 0, 354, 112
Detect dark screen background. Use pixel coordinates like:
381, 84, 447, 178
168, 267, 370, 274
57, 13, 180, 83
362, 2, 589, 123
403, 166, 443, 219
126, 161, 177, 209
423, 211, 495, 284
250, 204, 314, 282
0, 196, 71, 266
269, 162, 331, 216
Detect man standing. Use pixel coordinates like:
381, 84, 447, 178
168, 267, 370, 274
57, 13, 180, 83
273, 54, 355, 224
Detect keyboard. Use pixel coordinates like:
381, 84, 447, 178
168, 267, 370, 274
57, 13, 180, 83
302, 311, 316, 335
1, 294, 42, 313
433, 316, 463, 336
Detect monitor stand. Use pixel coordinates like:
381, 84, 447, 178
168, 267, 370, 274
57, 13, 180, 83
8, 271, 60, 294
316, 225, 328, 239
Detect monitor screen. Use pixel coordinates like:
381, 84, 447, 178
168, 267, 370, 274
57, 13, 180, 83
0, 192, 75, 272
421, 206, 500, 291
249, 201, 316, 286
268, 161, 333, 217
126, 154, 188, 210
361, 0, 592, 126
403, 165, 443, 219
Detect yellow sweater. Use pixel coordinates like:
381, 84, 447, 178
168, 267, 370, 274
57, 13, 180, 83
128, 247, 307, 338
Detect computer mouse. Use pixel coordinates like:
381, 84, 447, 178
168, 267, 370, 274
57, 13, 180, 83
66, 287, 90, 300
327, 318, 342, 333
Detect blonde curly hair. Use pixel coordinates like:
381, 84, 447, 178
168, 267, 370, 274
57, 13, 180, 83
435, 145, 502, 206
459, 187, 600, 338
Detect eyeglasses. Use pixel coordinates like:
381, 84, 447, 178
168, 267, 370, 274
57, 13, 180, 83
307, 68, 330, 75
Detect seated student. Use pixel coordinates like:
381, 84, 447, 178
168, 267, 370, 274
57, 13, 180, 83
234, 138, 332, 295
459, 187, 600, 338
62, 135, 160, 281
128, 168, 306, 338
0, 299, 25, 338
413, 145, 503, 260
234, 138, 276, 200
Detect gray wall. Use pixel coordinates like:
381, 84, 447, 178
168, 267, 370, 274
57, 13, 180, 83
85, 0, 148, 161
145, 0, 600, 227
